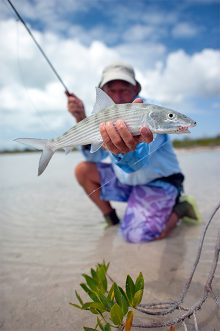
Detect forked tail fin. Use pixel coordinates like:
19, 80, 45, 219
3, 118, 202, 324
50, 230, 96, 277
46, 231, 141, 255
14, 138, 56, 176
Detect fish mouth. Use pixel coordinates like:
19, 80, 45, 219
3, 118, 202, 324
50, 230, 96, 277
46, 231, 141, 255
177, 126, 191, 133
176, 120, 196, 133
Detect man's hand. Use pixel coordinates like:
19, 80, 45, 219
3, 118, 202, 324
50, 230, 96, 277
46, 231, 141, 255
66, 92, 86, 123
99, 98, 153, 154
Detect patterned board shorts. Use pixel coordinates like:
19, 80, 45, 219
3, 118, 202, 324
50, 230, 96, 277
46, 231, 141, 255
97, 162, 179, 243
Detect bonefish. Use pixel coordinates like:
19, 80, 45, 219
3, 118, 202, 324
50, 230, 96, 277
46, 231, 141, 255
15, 87, 196, 175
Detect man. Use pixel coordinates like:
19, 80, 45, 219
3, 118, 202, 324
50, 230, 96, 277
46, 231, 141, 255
66, 62, 200, 243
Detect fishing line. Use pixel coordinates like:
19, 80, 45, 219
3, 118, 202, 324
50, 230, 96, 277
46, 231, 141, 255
87, 138, 167, 198
5, 0, 169, 196
15, 20, 49, 130
6, 0, 70, 95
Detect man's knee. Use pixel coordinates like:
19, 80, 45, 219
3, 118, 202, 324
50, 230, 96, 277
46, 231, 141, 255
74, 161, 98, 186
75, 161, 89, 184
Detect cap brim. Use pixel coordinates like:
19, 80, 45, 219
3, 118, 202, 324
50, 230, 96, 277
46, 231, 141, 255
99, 73, 136, 88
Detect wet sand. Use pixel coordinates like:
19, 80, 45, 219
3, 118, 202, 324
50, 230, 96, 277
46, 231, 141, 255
0, 149, 220, 330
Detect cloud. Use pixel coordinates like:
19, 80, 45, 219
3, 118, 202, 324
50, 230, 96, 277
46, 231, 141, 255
172, 22, 201, 38
1, 0, 99, 21
0, 20, 121, 134
1, 19, 219, 111
0, 16, 219, 149
115, 42, 167, 70
0, 0, 203, 47
122, 25, 160, 43
142, 48, 220, 106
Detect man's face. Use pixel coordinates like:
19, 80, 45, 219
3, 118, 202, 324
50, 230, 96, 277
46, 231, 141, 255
102, 80, 139, 104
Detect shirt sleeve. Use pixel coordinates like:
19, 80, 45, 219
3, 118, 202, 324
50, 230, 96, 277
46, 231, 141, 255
110, 134, 168, 173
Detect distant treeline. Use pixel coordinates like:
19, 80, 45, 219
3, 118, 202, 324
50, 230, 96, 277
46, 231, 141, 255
172, 135, 220, 148
1, 135, 220, 154
0, 148, 40, 154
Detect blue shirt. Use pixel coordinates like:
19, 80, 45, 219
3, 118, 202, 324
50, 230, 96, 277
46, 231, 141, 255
81, 133, 182, 186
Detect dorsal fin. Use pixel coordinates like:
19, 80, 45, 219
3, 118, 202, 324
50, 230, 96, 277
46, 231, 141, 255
92, 87, 115, 114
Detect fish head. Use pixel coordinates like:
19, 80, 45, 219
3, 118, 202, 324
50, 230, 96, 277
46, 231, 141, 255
145, 105, 197, 134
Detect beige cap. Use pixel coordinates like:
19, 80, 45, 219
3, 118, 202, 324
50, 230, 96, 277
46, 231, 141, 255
98, 62, 141, 93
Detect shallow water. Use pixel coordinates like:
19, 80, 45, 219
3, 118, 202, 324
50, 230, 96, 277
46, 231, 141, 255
0, 149, 220, 330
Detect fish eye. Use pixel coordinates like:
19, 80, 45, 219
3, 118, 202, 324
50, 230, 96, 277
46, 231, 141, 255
168, 113, 175, 119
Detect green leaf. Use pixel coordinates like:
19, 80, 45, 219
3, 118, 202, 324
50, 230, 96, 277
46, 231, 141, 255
132, 289, 143, 308
98, 293, 113, 311
69, 302, 82, 309
113, 283, 128, 316
80, 283, 100, 302
82, 274, 98, 292
75, 290, 84, 306
125, 275, 135, 305
91, 268, 98, 282
107, 283, 114, 301
135, 272, 144, 292
82, 301, 103, 315
118, 286, 128, 301
89, 302, 105, 313
89, 307, 100, 315
110, 303, 123, 326
82, 302, 93, 310
96, 265, 108, 292
103, 323, 111, 331
98, 261, 109, 273
83, 327, 97, 331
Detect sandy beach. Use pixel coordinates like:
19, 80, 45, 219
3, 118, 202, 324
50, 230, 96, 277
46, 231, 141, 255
0, 149, 220, 331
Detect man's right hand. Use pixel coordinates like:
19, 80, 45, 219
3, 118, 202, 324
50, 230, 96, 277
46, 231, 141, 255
99, 98, 153, 154
66, 92, 86, 123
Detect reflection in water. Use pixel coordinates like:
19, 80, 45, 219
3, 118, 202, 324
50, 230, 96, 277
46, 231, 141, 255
0, 149, 220, 330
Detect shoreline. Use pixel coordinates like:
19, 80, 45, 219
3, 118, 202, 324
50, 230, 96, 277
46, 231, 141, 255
174, 145, 220, 152
1, 144, 220, 155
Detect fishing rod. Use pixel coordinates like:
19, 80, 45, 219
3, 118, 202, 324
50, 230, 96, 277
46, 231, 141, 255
6, 0, 71, 95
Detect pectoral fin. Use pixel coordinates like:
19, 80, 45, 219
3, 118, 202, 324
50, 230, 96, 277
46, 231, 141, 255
64, 147, 72, 154
90, 142, 103, 153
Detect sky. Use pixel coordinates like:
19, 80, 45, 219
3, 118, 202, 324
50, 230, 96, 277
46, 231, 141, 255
0, 0, 220, 150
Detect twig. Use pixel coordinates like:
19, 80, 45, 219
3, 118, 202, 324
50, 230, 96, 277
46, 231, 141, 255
193, 312, 199, 331
183, 320, 188, 331
132, 201, 220, 328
